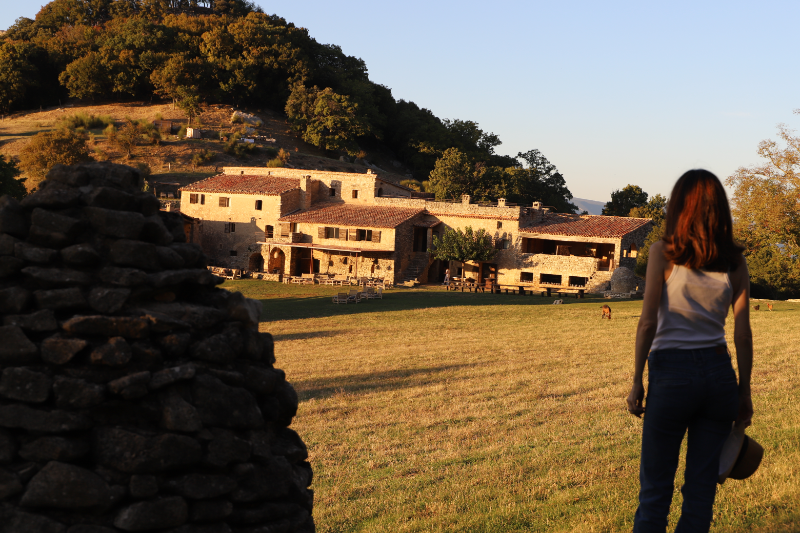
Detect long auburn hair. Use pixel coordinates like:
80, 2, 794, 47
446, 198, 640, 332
663, 169, 744, 271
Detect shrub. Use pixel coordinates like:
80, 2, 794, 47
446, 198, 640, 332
93, 147, 107, 161
192, 149, 215, 168
136, 162, 151, 179
266, 158, 283, 168
264, 147, 278, 158
59, 112, 115, 130
177, 125, 187, 139
154, 112, 163, 120
103, 124, 117, 141
223, 132, 257, 158
278, 148, 290, 164
19, 128, 92, 191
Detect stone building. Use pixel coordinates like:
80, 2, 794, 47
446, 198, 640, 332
179, 167, 653, 292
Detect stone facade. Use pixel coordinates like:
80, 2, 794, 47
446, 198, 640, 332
0, 163, 314, 533
180, 167, 653, 290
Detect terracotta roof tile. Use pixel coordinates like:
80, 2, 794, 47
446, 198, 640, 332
520, 214, 652, 238
180, 174, 300, 196
279, 203, 423, 228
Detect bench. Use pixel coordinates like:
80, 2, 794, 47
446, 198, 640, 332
540, 287, 586, 299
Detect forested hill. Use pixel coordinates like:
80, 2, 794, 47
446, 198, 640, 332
0, 0, 579, 212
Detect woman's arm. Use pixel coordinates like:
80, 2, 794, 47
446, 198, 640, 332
627, 241, 667, 417
729, 255, 753, 425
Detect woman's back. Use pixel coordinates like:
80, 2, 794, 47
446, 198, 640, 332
651, 264, 732, 350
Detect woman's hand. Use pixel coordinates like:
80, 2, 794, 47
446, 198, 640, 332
736, 388, 753, 427
627, 381, 645, 418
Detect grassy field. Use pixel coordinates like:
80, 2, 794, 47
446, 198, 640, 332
223, 281, 800, 533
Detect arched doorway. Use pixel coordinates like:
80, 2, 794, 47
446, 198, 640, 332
269, 249, 285, 275
248, 253, 264, 272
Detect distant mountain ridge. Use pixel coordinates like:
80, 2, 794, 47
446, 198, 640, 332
572, 198, 605, 215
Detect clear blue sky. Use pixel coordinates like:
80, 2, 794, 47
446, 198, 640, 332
3, 0, 799, 201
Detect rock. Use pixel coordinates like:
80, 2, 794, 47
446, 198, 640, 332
226, 292, 262, 327
610, 266, 637, 293
141, 216, 174, 246
165, 474, 236, 499
169, 523, 231, 533
0, 326, 38, 365
53, 376, 106, 409
149, 364, 196, 390
135, 193, 161, 217
27, 225, 71, 248
0, 287, 31, 314
0, 255, 25, 278
114, 496, 187, 531
61, 243, 100, 266
98, 266, 148, 287
34, 287, 87, 310
261, 332, 275, 364
192, 375, 263, 429
158, 212, 187, 243
161, 388, 202, 432
141, 312, 190, 333
67, 526, 118, 533
189, 328, 243, 364
205, 430, 251, 467
0, 503, 66, 533
0, 405, 91, 432
129, 475, 159, 499
0, 196, 29, 238
188, 499, 233, 522
208, 370, 244, 387
156, 333, 192, 358
21, 267, 93, 287
156, 246, 185, 269
271, 428, 309, 463
0, 467, 22, 499
31, 207, 82, 235
21, 182, 83, 209
0, 429, 16, 462
91, 337, 133, 366
130, 342, 163, 370
147, 269, 218, 288
19, 437, 89, 462
84, 207, 145, 239
139, 303, 227, 329
107, 371, 151, 399
4, 309, 58, 332
0, 234, 18, 255
83, 187, 137, 211
20, 462, 114, 508
14, 242, 58, 263
271, 381, 299, 426
169, 244, 202, 267
0, 367, 52, 403
227, 502, 300, 525
110, 239, 160, 271
63, 316, 150, 339
87, 287, 131, 314
41, 336, 88, 365
229, 458, 291, 502
244, 367, 281, 395
95, 428, 202, 474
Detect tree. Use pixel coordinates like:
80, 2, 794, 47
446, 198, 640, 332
285, 84, 369, 154
634, 218, 665, 277
0, 42, 40, 113
427, 148, 474, 201
0, 155, 26, 200
726, 120, 800, 298
18, 129, 91, 191
428, 226, 497, 275
113, 119, 143, 157
630, 194, 668, 277
503, 149, 577, 213
176, 86, 201, 125
602, 184, 648, 216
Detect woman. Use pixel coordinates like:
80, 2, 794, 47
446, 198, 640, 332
627, 169, 753, 532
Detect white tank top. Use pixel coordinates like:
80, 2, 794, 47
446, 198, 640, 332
650, 264, 732, 351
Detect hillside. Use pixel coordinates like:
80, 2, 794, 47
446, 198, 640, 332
0, 101, 415, 192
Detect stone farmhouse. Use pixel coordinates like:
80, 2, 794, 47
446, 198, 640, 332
179, 167, 653, 292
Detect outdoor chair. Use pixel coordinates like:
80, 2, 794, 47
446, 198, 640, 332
332, 292, 348, 304
366, 287, 377, 299
347, 289, 360, 303
376, 287, 383, 299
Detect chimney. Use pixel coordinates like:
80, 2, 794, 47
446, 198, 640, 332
462, 194, 471, 205
497, 198, 506, 207
300, 175, 310, 210
532, 201, 542, 209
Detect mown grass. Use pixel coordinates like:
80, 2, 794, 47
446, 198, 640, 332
222, 281, 800, 532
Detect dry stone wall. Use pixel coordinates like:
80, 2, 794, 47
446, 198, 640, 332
0, 163, 313, 533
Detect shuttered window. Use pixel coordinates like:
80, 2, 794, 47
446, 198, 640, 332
318, 227, 326, 239
279, 223, 291, 237
255, 200, 262, 210
219, 197, 230, 207
200, 194, 205, 205
372, 230, 381, 243
189, 194, 198, 204
224, 223, 231, 233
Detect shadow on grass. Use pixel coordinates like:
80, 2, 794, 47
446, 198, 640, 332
272, 330, 340, 342
260, 289, 607, 322
294, 363, 473, 401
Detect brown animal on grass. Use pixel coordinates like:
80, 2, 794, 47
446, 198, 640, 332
752, 305, 760, 311
602, 304, 612, 319
768, 303, 773, 311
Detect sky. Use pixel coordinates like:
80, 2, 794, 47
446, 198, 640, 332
3, 0, 800, 201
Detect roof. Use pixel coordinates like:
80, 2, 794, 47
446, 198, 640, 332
519, 214, 652, 238
180, 174, 300, 196
278, 202, 424, 229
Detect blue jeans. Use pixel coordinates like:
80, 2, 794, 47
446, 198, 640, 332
634, 347, 739, 533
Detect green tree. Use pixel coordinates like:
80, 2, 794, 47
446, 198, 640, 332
176, 86, 201, 125
0, 42, 40, 113
0, 155, 27, 200
602, 184, 648, 216
59, 51, 109, 100
428, 226, 497, 275
18, 129, 91, 191
285, 84, 369, 154
503, 149, 577, 213
628, 193, 667, 224
113, 119, 142, 157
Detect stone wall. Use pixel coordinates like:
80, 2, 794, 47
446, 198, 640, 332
0, 163, 314, 533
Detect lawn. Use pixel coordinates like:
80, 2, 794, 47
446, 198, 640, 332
223, 280, 800, 533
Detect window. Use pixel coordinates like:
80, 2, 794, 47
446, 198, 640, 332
353, 229, 372, 241
230, 223, 235, 232
325, 227, 340, 239
540, 273, 562, 285
520, 272, 534, 282
190, 194, 199, 204
352, 190, 358, 199
230, 250, 238, 256
201, 194, 205, 205
377, 188, 383, 196
497, 221, 502, 229
224, 223, 231, 233
219, 197, 230, 207
495, 238, 509, 250
290, 223, 298, 232
255, 200, 262, 210
265, 225, 274, 238
330, 188, 336, 197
